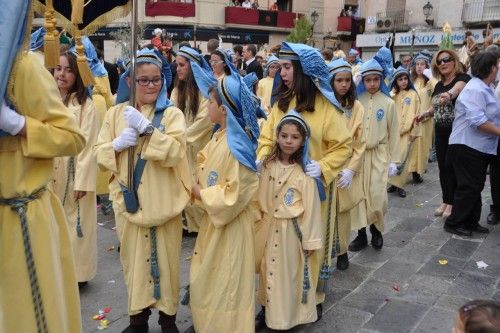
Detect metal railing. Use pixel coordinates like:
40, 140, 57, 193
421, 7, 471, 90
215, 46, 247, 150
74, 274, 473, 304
375, 10, 410, 32
462, 0, 500, 23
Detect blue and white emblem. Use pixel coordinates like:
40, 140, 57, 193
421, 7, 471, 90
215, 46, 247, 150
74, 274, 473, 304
376, 109, 385, 121
207, 171, 218, 187
284, 188, 294, 206
158, 124, 165, 133
404, 97, 411, 105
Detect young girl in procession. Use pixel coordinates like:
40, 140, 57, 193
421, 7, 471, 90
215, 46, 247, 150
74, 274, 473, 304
257, 55, 280, 115
50, 50, 100, 286
171, 46, 216, 234
187, 72, 261, 333
257, 42, 352, 317
348, 59, 400, 252
387, 67, 421, 198
327, 58, 367, 270
256, 110, 322, 330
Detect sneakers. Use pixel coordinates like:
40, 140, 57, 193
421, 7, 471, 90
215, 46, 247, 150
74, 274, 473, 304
348, 228, 368, 252
370, 224, 383, 250
336, 253, 349, 270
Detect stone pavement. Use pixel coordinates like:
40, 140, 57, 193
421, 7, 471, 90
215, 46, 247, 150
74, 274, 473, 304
81, 162, 500, 333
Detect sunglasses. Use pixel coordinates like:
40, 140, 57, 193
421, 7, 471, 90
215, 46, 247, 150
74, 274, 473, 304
437, 56, 454, 65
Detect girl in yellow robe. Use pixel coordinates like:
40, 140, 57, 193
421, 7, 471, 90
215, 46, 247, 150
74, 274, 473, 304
171, 46, 216, 234
51, 50, 100, 285
95, 49, 192, 333
388, 67, 421, 198
188, 72, 260, 333
256, 111, 322, 330
257, 55, 280, 115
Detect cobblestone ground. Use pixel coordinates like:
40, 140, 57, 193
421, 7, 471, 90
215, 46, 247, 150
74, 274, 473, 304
81, 162, 500, 333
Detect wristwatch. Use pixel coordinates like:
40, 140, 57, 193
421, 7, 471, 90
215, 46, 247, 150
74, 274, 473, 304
140, 124, 154, 137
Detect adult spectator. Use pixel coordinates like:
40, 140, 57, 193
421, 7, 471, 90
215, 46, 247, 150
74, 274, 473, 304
96, 48, 119, 95
321, 48, 334, 63
233, 44, 244, 71
401, 54, 412, 69
243, 44, 263, 79
204, 38, 219, 64
242, 0, 252, 9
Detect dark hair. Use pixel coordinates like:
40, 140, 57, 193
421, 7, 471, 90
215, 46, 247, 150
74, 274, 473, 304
233, 44, 243, 56
54, 51, 88, 107
245, 44, 257, 57
458, 300, 500, 333
410, 59, 429, 85
321, 48, 333, 61
207, 38, 219, 53
179, 41, 192, 49
174, 57, 200, 120
471, 51, 498, 79
210, 50, 231, 75
277, 60, 318, 113
263, 118, 307, 169
393, 73, 410, 94
330, 72, 356, 109
208, 85, 222, 106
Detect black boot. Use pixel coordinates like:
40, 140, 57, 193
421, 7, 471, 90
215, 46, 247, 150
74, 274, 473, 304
348, 228, 368, 252
387, 185, 397, 193
255, 306, 266, 331
370, 224, 383, 250
122, 308, 151, 333
397, 187, 407, 198
412, 172, 423, 184
183, 326, 195, 333
316, 304, 323, 322
159, 311, 179, 333
336, 253, 349, 270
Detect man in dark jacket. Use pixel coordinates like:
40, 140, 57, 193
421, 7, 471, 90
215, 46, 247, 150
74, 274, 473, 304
242, 44, 263, 79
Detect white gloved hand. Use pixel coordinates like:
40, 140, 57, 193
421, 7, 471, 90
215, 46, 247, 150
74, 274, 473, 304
388, 162, 398, 177
336, 168, 355, 189
305, 160, 322, 178
124, 106, 151, 134
353, 71, 362, 86
423, 68, 433, 80
112, 128, 138, 152
0, 100, 25, 135
255, 159, 262, 173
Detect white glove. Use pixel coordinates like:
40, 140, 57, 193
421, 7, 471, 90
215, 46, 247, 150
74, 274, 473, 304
388, 162, 398, 177
124, 106, 151, 134
337, 168, 355, 189
255, 159, 262, 173
112, 128, 138, 152
353, 71, 362, 86
423, 68, 433, 80
305, 160, 322, 178
0, 100, 25, 135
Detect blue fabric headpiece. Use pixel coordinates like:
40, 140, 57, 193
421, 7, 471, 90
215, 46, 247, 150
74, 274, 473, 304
264, 54, 279, 77
348, 48, 359, 56
389, 66, 416, 92
69, 37, 108, 78
278, 42, 342, 111
243, 72, 259, 89
115, 48, 173, 112
412, 50, 433, 68
373, 46, 394, 79
217, 72, 261, 171
356, 59, 391, 97
177, 46, 216, 99
30, 27, 46, 52
327, 58, 352, 81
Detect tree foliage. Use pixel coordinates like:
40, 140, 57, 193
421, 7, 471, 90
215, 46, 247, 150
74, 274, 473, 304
286, 16, 312, 44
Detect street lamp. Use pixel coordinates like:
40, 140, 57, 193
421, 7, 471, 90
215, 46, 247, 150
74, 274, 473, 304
423, 1, 433, 26
310, 10, 319, 46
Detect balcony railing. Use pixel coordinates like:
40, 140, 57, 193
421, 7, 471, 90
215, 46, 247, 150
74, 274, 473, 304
337, 16, 366, 41
462, 0, 500, 24
224, 7, 300, 29
146, 1, 195, 17
375, 10, 410, 32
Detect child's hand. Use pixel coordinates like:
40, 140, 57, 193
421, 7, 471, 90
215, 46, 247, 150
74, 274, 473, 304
191, 184, 201, 201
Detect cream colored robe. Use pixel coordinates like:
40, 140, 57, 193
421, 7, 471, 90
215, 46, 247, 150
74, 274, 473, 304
337, 101, 368, 246
171, 89, 212, 233
358, 91, 400, 231
51, 95, 99, 282
95, 102, 191, 316
389, 89, 421, 188
190, 129, 258, 333
257, 160, 322, 330
257, 93, 352, 304
257, 76, 274, 115
0, 52, 85, 333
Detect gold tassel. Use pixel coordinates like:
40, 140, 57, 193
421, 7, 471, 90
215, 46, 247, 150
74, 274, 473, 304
71, 0, 84, 24
43, 0, 59, 69
74, 32, 95, 87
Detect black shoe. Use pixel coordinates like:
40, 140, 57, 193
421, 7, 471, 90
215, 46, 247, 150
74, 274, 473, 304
78, 281, 88, 288
444, 225, 472, 237
336, 253, 349, 270
387, 185, 397, 193
348, 228, 368, 252
468, 225, 490, 234
370, 224, 383, 250
255, 307, 266, 331
412, 172, 423, 184
183, 326, 195, 333
122, 324, 149, 333
487, 211, 499, 225
161, 325, 179, 333
397, 188, 407, 198
316, 304, 323, 322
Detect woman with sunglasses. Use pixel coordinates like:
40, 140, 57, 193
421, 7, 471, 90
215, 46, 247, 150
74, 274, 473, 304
209, 49, 231, 80
416, 49, 470, 220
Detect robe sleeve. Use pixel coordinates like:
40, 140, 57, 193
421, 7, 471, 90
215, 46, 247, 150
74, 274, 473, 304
95, 106, 119, 173
186, 96, 212, 144
141, 107, 187, 167
74, 99, 100, 191
14, 54, 85, 158
347, 102, 366, 173
199, 158, 258, 228
300, 176, 322, 250
386, 100, 401, 164
256, 104, 278, 160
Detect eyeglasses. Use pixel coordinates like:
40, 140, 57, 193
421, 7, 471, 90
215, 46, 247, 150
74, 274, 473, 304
209, 60, 224, 65
436, 56, 454, 66
136, 77, 162, 86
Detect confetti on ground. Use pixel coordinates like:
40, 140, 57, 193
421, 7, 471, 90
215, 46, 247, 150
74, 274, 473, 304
107, 280, 115, 284
415, 203, 423, 208
93, 307, 112, 330
384, 298, 390, 302
107, 246, 115, 251
97, 222, 105, 226
438, 259, 448, 265
476, 261, 488, 269
185, 256, 192, 261
392, 284, 400, 292
103, 307, 112, 313
111, 226, 117, 231
93, 314, 105, 320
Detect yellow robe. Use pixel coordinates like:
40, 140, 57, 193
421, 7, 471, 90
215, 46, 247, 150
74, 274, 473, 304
358, 91, 400, 231
257, 93, 352, 304
190, 128, 258, 333
257, 160, 322, 330
0, 52, 85, 333
337, 101, 368, 247
51, 95, 99, 282
95, 102, 191, 316
407, 77, 437, 175
257, 76, 274, 115
389, 89, 421, 188
171, 89, 212, 233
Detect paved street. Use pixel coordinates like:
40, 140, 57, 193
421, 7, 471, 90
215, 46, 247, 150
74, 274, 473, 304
81, 162, 500, 333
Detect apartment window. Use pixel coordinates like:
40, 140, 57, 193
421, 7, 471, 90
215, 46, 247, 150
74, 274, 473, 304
276, 0, 292, 12
386, 0, 405, 12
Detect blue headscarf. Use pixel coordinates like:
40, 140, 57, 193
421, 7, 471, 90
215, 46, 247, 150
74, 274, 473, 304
374, 46, 394, 79
176, 46, 216, 99
69, 37, 108, 78
278, 42, 342, 111
347, 48, 363, 65
327, 58, 352, 81
412, 50, 432, 68
217, 72, 260, 171
115, 48, 173, 112
264, 54, 279, 77
389, 66, 416, 92
242, 72, 259, 90
356, 59, 391, 97
30, 27, 46, 52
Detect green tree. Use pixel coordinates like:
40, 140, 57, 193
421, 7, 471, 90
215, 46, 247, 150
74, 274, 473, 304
286, 16, 313, 44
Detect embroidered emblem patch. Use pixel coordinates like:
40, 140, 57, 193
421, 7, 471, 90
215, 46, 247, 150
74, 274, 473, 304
404, 97, 411, 105
207, 171, 218, 187
284, 188, 294, 206
158, 124, 165, 133
376, 109, 385, 121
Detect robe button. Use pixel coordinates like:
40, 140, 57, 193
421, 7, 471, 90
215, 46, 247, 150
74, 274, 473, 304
270, 272, 273, 276
267, 287, 270, 290
274, 244, 277, 247
146, 259, 150, 262
278, 181, 281, 184
194, 252, 198, 255
145, 234, 148, 238
275, 230, 278, 233
149, 280, 152, 283
274, 209, 278, 212
272, 259, 275, 262
275, 195, 278, 198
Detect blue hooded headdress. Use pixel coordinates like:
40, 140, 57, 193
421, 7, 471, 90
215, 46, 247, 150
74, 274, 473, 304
389, 66, 416, 92
347, 48, 363, 65
264, 54, 279, 77
115, 48, 173, 112
278, 42, 342, 111
327, 58, 352, 81
242, 72, 259, 90
69, 36, 108, 78
412, 50, 432, 68
356, 59, 391, 97
217, 72, 261, 171
176, 46, 216, 99
242, 72, 267, 120
373, 46, 394, 79
30, 27, 46, 52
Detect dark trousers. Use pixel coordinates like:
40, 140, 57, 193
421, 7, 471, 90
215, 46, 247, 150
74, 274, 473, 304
435, 125, 456, 204
490, 141, 500, 213
445, 144, 494, 229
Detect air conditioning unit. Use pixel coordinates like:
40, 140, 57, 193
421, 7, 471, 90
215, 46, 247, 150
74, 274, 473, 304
375, 17, 394, 32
